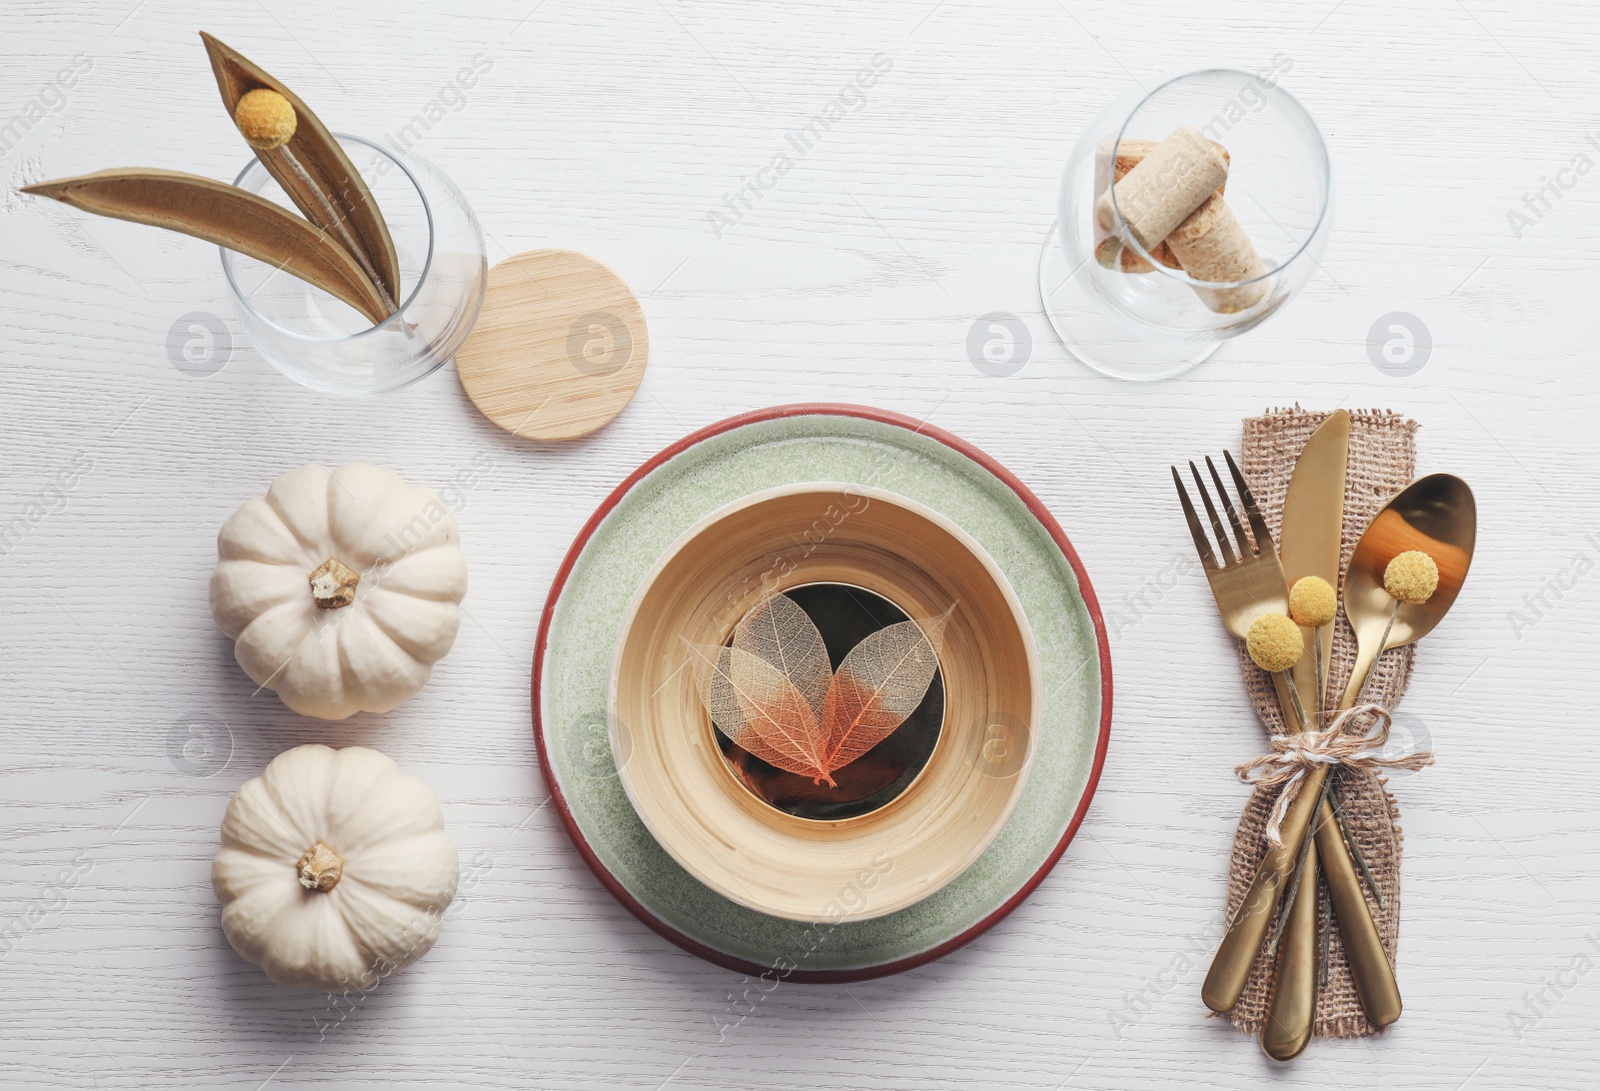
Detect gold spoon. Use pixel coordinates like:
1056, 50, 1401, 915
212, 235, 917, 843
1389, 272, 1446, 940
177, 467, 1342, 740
1338, 473, 1476, 709
1261, 472, 1476, 1059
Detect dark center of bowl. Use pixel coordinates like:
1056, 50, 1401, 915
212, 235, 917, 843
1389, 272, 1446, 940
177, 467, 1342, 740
714, 582, 944, 822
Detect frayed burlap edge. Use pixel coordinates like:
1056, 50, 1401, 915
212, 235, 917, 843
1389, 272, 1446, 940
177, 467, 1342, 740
1219, 406, 1418, 1039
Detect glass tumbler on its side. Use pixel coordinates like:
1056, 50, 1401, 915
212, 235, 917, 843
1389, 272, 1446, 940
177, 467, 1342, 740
1039, 69, 1331, 381
222, 134, 487, 395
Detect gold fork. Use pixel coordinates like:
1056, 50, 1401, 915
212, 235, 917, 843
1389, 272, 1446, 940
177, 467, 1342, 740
1171, 453, 1324, 1019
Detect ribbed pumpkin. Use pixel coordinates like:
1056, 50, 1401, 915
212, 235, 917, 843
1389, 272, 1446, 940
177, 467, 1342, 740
209, 462, 467, 720
212, 744, 459, 990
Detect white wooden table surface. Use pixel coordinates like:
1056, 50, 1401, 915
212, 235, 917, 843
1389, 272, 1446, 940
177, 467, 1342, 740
2, 0, 1595, 1087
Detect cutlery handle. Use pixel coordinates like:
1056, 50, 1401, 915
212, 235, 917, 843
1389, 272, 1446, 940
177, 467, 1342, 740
1314, 796, 1402, 1027
1201, 766, 1327, 1012
1271, 672, 1306, 732
1261, 839, 1318, 1060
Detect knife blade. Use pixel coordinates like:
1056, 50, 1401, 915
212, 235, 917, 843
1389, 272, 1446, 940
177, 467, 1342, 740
1281, 409, 1348, 712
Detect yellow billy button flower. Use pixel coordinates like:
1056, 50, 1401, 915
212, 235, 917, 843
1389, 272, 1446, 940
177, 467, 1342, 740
235, 88, 297, 150
1288, 576, 1337, 628
1384, 550, 1439, 606
1247, 612, 1304, 674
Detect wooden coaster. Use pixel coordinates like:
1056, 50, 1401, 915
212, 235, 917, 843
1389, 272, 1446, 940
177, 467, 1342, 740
455, 249, 648, 440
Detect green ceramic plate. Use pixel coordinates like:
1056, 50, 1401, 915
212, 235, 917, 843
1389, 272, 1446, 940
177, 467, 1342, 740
534, 404, 1111, 981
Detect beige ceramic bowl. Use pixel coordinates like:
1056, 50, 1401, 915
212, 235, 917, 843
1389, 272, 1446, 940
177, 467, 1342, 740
608, 483, 1039, 923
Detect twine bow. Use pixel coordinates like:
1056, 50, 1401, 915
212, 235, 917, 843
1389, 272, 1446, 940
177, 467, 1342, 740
1235, 703, 1434, 847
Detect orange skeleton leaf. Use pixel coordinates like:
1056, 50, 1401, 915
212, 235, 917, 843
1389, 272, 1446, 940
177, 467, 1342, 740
687, 594, 952, 787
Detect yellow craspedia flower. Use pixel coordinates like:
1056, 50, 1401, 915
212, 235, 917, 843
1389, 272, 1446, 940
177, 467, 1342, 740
235, 88, 297, 150
1288, 576, 1337, 628
1246, 612, 1304, 673
1384, 550, 1439, 606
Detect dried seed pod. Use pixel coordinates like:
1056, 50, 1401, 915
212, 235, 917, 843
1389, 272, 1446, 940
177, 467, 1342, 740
201, 32, 400, 311
22, 169, 391, 325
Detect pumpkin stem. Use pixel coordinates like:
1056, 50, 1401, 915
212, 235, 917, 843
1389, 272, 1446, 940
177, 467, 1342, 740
296, 841, 344, 892
309, 558, 360, 609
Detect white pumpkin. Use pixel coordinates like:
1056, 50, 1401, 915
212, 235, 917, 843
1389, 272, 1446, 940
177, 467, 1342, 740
209, 462, 468, 720
212, 744, 459, 990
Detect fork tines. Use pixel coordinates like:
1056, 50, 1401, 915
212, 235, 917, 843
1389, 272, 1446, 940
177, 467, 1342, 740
1172, 450, 1276, 569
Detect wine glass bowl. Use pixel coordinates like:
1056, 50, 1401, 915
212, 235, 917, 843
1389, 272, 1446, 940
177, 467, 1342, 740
222, 134, 487, 395
1040, 68, 1332, 380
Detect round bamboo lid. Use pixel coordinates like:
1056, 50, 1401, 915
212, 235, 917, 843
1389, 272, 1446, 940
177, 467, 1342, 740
455, 249, 648, 440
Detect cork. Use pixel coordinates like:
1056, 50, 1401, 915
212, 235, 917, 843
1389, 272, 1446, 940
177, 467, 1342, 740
1093, 137, 1229, 273
1094, 139, 1160, 273
1094, 126, 1229, 253
1166, 194, 1269, 313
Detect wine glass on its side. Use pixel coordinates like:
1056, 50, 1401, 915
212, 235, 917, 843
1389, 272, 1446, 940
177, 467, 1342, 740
1038, 68, 1332, 381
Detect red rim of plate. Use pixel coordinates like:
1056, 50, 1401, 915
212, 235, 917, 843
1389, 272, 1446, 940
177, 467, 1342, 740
531, 403, 1113, 982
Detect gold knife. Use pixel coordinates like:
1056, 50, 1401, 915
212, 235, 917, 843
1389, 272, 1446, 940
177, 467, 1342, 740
1281, 410, 1348, 719
1264, 410, 1402, 1058
1259, 408, 1346, 1059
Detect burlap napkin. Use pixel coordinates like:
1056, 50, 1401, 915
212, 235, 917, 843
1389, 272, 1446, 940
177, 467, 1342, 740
1221, 407, 1420, 1039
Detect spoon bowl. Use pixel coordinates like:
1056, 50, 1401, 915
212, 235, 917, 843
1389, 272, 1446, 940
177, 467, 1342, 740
1338, 473, 1477, 708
